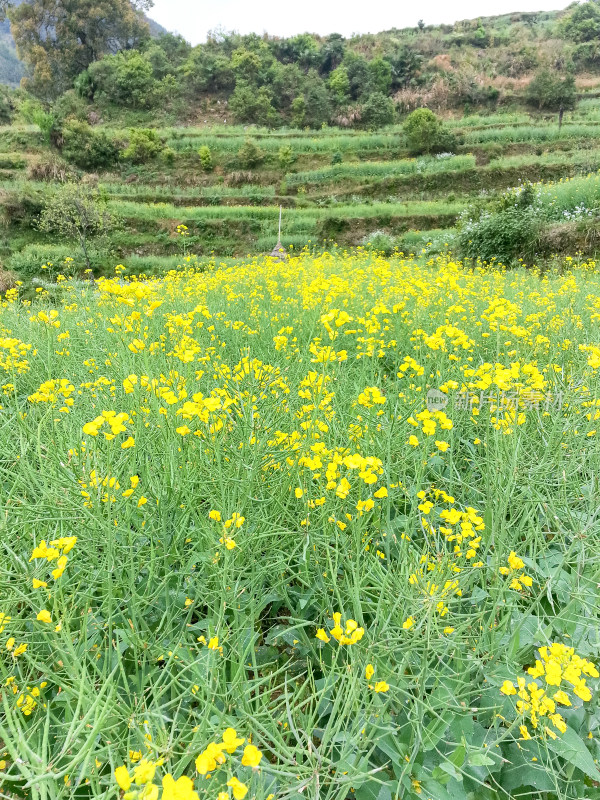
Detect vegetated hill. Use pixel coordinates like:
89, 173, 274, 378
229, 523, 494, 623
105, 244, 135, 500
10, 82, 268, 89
4, 4, 600, 285
30, 1, 600, 129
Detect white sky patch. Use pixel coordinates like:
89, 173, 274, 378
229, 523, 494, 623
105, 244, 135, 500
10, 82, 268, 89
148, 0, 572, 45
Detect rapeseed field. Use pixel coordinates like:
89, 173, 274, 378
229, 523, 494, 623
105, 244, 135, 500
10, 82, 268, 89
1, 250, 600, 800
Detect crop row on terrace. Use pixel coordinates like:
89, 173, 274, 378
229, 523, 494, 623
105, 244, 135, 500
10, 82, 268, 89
4, 104, 600, 276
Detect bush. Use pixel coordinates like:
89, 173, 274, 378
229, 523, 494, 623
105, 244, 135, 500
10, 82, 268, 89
199, 145, 213, 171
7, 244, 84, 281
0, 185, 46, 226
236, 139, 264, 169
161, 147, 175, 165
359, 92, 396, 129
19, 98, 60, 146
457, 184, 541, 264
121, 129, 164, 164
560, 0, 600, 43
61, 120, 121, 171
526, 69, 576, 112
0, 86, 17, 125
290, 96, 306, 128
331, 151, 343, 165
86, 52, 161, 109
403, 108, 457, 155
37, 183, 118, 270
229, 84, 279, 127
278, 145, 295, 169
27, 154, 75, 182
362, 230, 395, 254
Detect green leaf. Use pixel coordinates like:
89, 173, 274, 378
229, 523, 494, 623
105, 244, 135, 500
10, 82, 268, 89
354, 780, 394, 800
467, 752, 495, 767
545, 725, 600, 781
448, 744, 466, 768
421, 713, 453, 751
439, 761, 462, 781
421, 778, 469, 800
500, 742, 562, 792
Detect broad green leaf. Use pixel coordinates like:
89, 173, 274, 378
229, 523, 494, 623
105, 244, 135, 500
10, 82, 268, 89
545, 725, 600, 781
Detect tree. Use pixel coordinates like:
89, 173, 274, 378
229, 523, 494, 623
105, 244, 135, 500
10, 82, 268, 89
181, 47, 235, 95
290, 95, 306, 127
303, 70, 332, 128
272, 33, 320, 70
319, 33, 345, 74
403, 108, 456, 155
328, 66, 350, 103
229, 83, 279, 126
386, 47, 422, 90
85, 50, 159, 108
6, 0, 151, 98
368, 58, 392, 95
525, 69, 576, 112
343, 52, 371, 100
560, 1, 600, 43
37, 184, 118, 270
360, 92, 395, 128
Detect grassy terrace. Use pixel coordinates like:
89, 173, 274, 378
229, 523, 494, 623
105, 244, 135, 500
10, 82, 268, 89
3, 102, 600, 272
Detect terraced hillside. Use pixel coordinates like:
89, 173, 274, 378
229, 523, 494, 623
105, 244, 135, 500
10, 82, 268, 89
3, 101, 600, 282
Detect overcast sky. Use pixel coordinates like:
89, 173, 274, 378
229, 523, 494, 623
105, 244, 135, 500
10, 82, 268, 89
148, 0, 573, 45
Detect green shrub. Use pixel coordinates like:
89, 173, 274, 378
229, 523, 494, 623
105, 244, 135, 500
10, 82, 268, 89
0, 152, 26, 169
403, 108, 457, 155
19, 98, 60, 146
237, 139, 264, 169
7, 244, 85, 281
457, 184, 541, 264
61, 120, 121, 171
560, 0, 600, 43
359, 92, 396, 129
331, 151, 343, 165
0, 185, 46, 226
86, 51, 161, 109
122, 129, 164, 164
362, 230, 395, 254
199, 145, 213, 171
161, 147, 175, 165
526, 69, 576, 112
0, 85, 17, 125
278, 145, 295, 169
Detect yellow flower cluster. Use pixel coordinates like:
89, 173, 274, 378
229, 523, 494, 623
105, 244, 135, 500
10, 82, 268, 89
5, 676, 47, 716
499, 551, 533, 591
501, 643, 598, 739
208, 509, 245, 550
316, 612, 365, 645
0, 336, 32, 374
115, 730, 262, 800
79, 471, 145, 507
357, 386, 386, 409
82, 409, 132, 442
29, 536, 77, 582
27, 378, 75, 413
1, 613, 27, 660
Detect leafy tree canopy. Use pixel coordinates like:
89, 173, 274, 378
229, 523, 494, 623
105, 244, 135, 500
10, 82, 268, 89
4, 0, 151, 97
